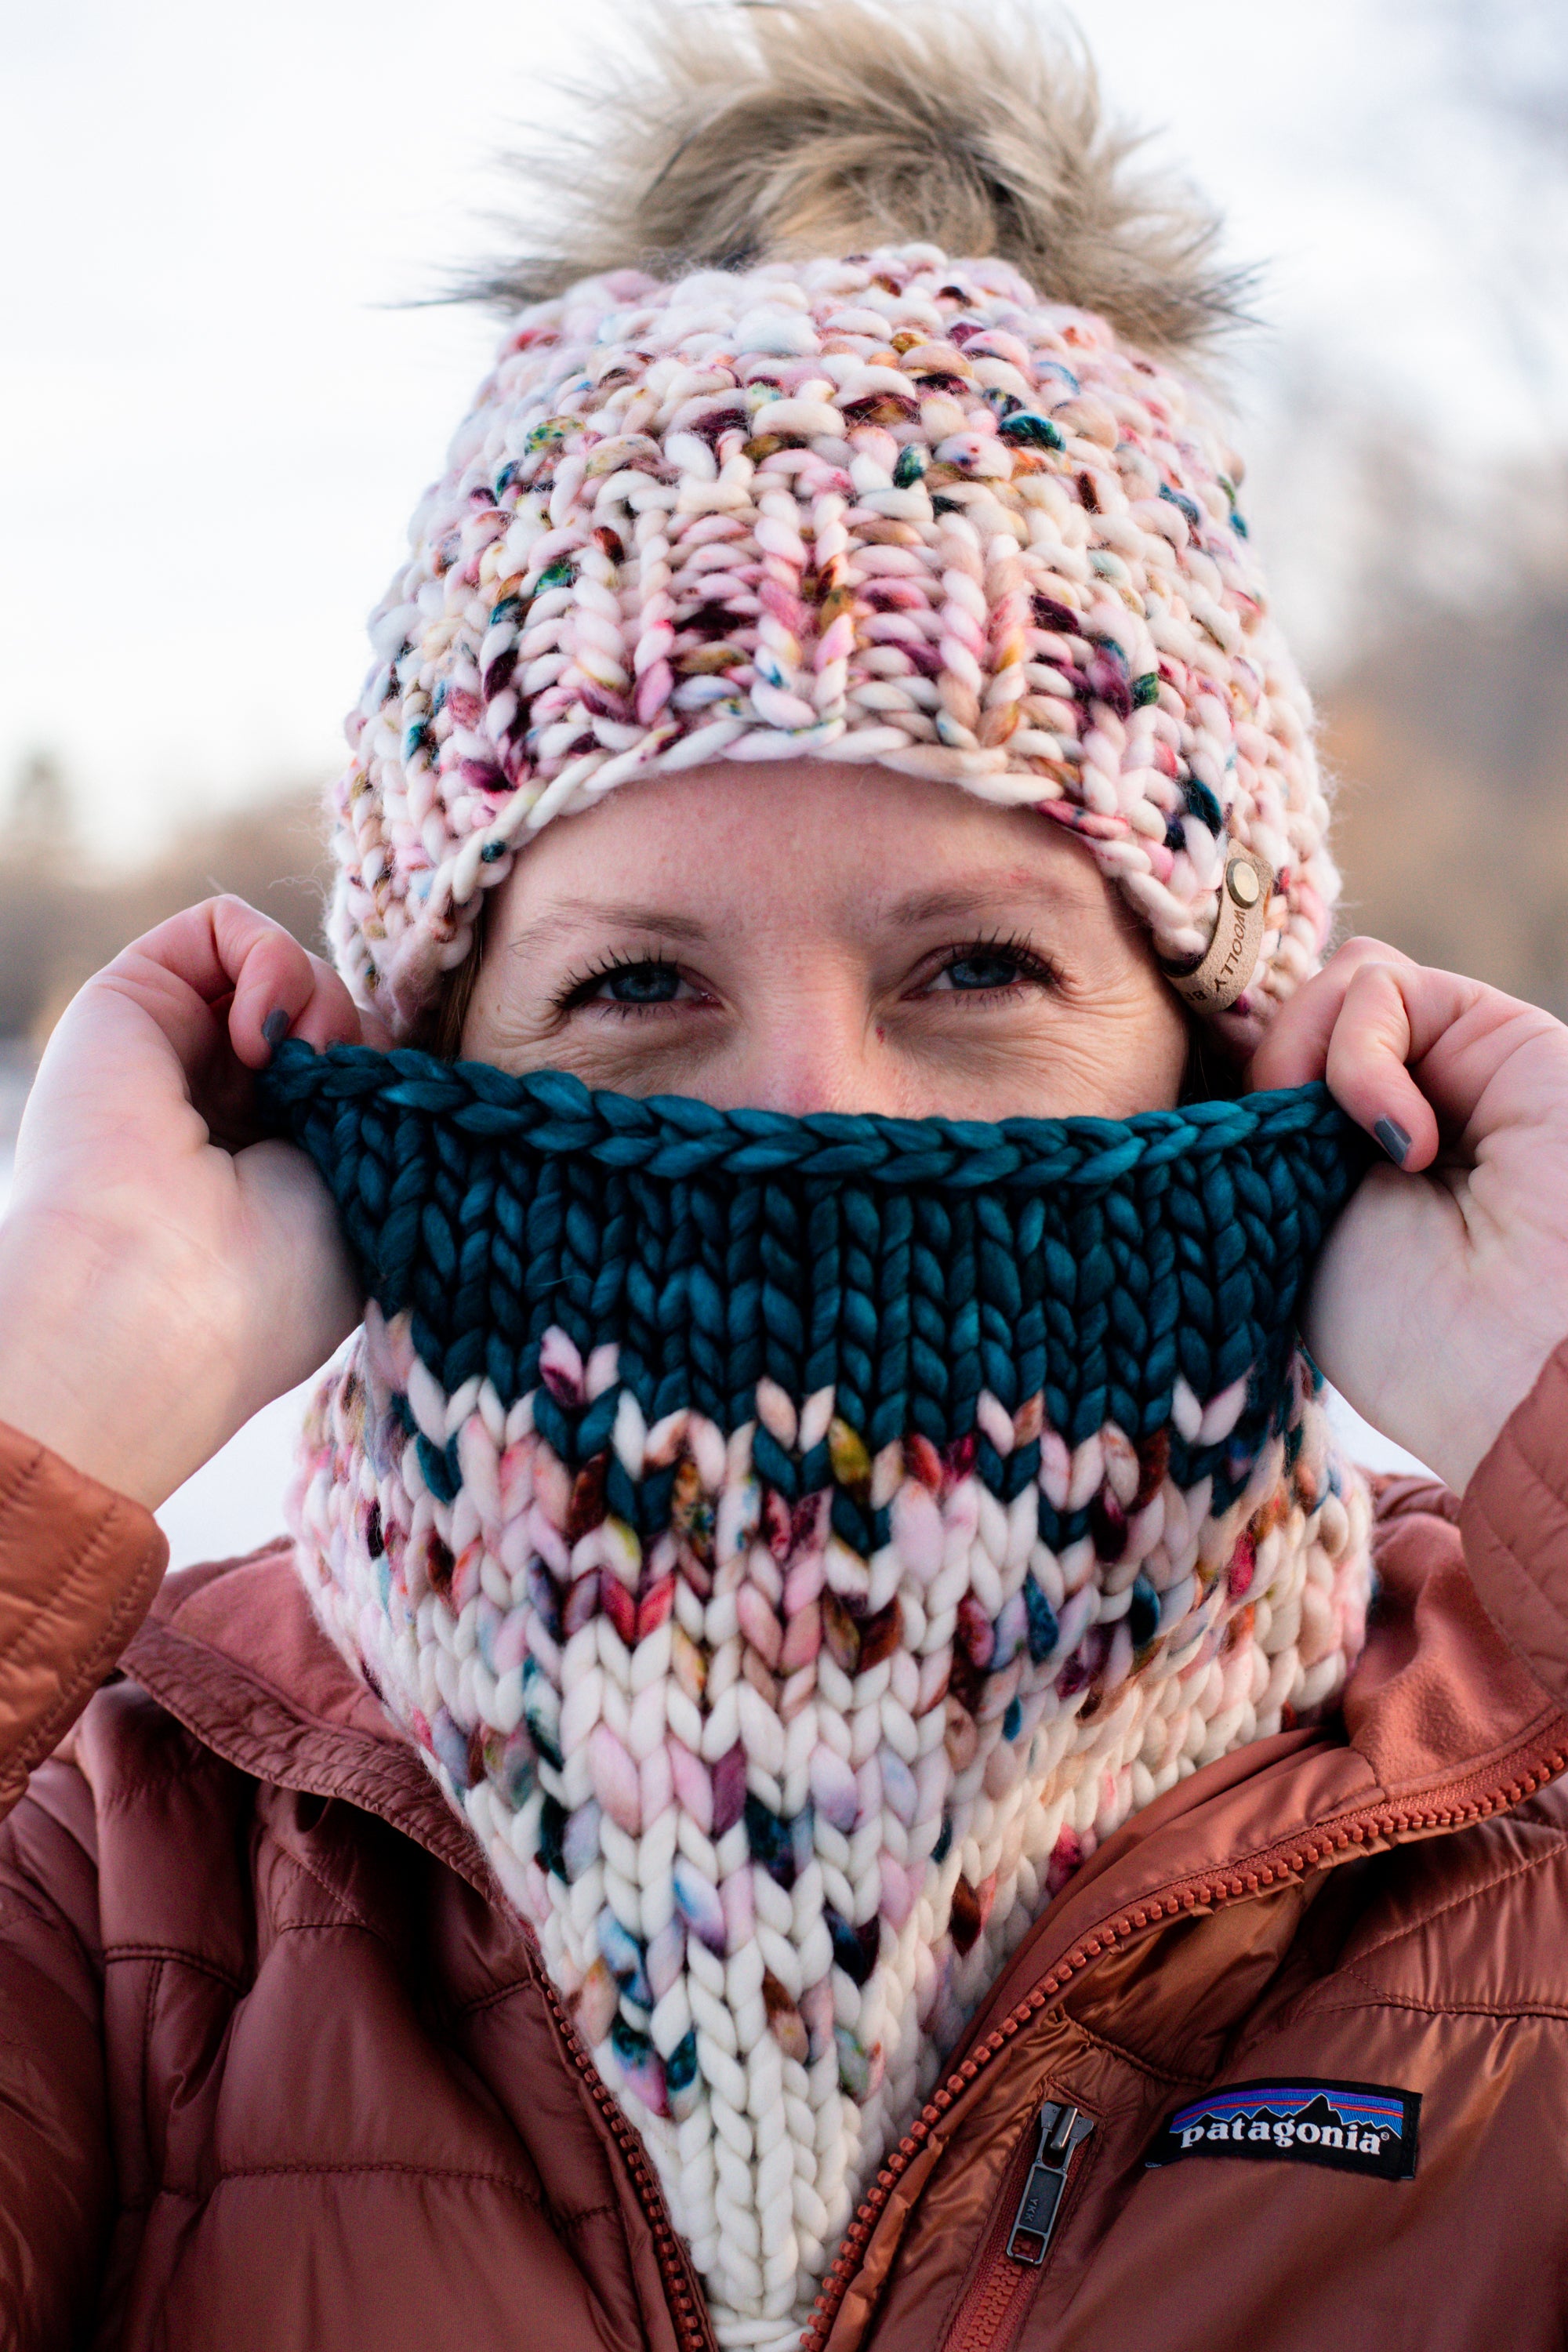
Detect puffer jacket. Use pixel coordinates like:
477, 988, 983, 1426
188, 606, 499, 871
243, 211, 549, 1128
5, 1347, 1568, 2351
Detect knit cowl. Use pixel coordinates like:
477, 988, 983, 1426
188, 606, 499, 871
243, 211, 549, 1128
263, 1040, 1374, 2349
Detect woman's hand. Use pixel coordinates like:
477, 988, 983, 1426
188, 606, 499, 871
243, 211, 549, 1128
1251, 937, 1568, 1494
0, 898, 379, 1511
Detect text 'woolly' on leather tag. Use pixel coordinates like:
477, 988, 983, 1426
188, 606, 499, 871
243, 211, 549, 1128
1145, 2078, 1421, 2183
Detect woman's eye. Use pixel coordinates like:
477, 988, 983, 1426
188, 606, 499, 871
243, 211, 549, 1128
557, 953, 707, 1018
934, 949, 1031, 992
598, 960, 681, 1005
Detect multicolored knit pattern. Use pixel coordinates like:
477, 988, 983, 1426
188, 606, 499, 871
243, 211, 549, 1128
264, 1043, 1373, 2347
330, 243, 1338, 1047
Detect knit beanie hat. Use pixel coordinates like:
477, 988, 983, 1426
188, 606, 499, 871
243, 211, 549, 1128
326, 2, 1338, 1054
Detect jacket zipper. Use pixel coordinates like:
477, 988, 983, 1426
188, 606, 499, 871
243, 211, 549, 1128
800, 1730, 1568, 2352
532, 1966, 717, 2352
1005, 2101, 1094, 2267
944, 2103, 1095, 2352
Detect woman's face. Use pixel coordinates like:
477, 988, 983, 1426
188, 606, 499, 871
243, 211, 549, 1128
463, 760, 1189, 1120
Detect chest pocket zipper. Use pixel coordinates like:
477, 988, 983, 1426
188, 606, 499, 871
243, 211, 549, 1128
946, 2103, 1095, 2352
1007, 2103, 1094, 2264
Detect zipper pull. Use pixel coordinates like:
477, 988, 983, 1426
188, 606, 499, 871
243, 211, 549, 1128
1006, 2101, 1094, 2267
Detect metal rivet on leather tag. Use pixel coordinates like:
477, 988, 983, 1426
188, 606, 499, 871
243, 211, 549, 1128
1225, 858, 1261, 909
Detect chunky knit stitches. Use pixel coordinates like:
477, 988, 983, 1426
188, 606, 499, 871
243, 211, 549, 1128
264, 1043, 1366, 1507
267, 1047, 1373, 2348
330, 243, 1338, 1046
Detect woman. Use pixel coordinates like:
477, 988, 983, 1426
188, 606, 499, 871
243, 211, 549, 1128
2, 8, 1568, 2347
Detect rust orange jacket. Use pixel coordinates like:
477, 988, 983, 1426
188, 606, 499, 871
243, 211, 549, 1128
5, 1349, 1568, 2349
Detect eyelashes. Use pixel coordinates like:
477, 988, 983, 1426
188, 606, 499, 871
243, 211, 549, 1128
923, 931, 1062, 996
551, 932, 1062, 1019
554, 949, 692, 1018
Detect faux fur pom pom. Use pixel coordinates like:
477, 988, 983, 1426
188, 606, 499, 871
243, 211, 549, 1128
468, 0, 1249, 362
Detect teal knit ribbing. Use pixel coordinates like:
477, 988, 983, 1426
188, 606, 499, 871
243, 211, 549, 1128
260, 1040, 1371, 1527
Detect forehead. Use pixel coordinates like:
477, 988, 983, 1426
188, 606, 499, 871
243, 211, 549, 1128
495, 757, 1109, 927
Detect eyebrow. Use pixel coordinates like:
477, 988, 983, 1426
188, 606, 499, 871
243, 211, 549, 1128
506, 898, 712, 956
880, 869, 1090, 926
506, 866, 1091, 960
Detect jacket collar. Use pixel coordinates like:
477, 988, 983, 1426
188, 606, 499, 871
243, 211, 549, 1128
125, 1550, 493, 1899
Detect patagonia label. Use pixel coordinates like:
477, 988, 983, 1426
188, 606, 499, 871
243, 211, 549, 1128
1145, 2078, 1420, 2182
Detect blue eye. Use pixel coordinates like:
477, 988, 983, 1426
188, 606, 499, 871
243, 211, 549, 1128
604, 961, 680, 1004
943, 950, 1025, 990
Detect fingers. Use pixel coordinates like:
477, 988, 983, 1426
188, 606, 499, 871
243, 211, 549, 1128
1252, 937, 1439, 1164
1252, 935, 1550, 1174
1250, 937, 1420, 1094
104, 897, 362, 1070
40, 897, 374, 1160
1320, 963, 1443, 1171
214, 899, 362, 1067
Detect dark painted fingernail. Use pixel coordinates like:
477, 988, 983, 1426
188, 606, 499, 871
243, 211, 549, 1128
262, 1008, 290, 1054
1374, 1114, 1411, 1167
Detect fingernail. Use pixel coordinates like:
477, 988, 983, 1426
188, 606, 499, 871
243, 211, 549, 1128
1374, 1113, 1411, 1167
262, 1008, 291, 1054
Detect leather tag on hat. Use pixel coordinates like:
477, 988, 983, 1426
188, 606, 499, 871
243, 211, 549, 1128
1145, 2077, 1421, 2182
1163, 844, 1273, 1014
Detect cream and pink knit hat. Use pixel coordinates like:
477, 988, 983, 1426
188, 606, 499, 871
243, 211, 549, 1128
327, 2, 1339, 1051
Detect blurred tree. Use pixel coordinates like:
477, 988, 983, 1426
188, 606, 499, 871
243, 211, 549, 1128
1438, 0, 1568, 147
4, 753, 74, 863
1410, 0, 1568, 419
1236, 0, 1568, 1018
0, 782, 331, 1045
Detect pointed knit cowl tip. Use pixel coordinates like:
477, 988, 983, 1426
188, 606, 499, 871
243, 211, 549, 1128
260, 1040, 1375, 2349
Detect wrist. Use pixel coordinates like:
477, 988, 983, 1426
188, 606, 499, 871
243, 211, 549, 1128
0, 1204, 245, 1508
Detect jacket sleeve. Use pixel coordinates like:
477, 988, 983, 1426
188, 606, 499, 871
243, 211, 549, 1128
1460, 1338, 1568, 1710
0, 1421, 166, 1821
0, 1755, 112, 2345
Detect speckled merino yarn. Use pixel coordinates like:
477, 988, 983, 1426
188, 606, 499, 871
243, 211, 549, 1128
268, 1044, 1374, 2350
330, 241, 1338, 1050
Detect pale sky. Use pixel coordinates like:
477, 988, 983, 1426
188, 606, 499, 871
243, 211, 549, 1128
2, 0, 1553, 862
